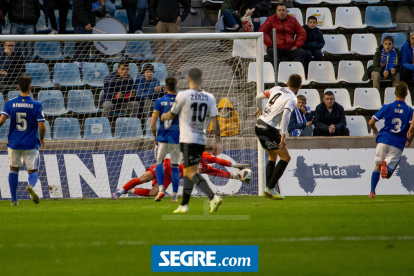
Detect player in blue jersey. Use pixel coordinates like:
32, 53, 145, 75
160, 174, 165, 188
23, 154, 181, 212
368, 82, 413, 198
0, 74, 46, 205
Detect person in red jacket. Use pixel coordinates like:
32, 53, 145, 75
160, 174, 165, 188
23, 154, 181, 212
258, 3, 306, 67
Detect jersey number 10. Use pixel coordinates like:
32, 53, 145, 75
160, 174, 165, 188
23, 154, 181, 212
190, 103, 207, 122
16, 112, 27, 131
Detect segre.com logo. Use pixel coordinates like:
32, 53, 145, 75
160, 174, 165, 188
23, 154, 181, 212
151, 245, 258, 272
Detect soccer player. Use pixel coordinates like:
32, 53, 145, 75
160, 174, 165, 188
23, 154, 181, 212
254, 74, 302, 200
369, 82, 413, 198
161, 68, 222, 213
0, 74, 46, 206
149, 77, 180, 202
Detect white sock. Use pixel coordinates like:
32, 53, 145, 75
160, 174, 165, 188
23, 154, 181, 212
118, 188, 125, 194
127, 190, 135, 194
172, 192, 177, 198
159, 185, 165, 193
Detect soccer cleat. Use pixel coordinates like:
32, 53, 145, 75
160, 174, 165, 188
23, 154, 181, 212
264, 187, 284, 200
368, 192, 376, 199
173, 205, 188, 213
209, 195, 222, 212
11, 201, 18, 206
171, 194, 178, 202
155, 192, 165, 202
111, 192, 121, 200
26, 185, 39, 204
380, 161, 388, 179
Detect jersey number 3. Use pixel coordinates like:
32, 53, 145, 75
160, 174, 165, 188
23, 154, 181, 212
390, 118, 402, 133
16, 112, 27, 131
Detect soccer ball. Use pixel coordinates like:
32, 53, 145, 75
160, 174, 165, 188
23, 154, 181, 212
238, 168, 253, 183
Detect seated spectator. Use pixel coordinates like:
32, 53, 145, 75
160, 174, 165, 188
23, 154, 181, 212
240, 0, 271, 32
400, 31, 414, 84
288, 95, 313, 137
220, 0, 243, 31
0, 41, 25, 86
93, 0, 116, 18
302, 16, 324, 74
101, 61, 139, 118
363, 36, 400, 90
208, 98, 240, 137
259, 3, 306, 67
313, 91, 349, 136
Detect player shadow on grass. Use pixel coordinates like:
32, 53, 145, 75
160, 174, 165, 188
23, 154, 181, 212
395, 156, 414, 194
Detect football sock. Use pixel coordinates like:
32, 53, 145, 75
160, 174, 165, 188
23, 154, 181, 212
122, 178, 140, 191
28, 172, 38, 188
171, 164, 180, 193
268, 160, 288, 189
9, 170, 18, 203
155, 163, 165, 192
387, 167, 393, 179
134, 189, 150, 197
371, 169, 380, 192
193, 173, 214, 200
181, 176, 194, 206
266, 161, 275, 188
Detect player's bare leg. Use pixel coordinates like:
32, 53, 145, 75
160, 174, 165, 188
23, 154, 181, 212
26, 169, 40, 204
264, 147, 290, 200
112, 171, 154, 199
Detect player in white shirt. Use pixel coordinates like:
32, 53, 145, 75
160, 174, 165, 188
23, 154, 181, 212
254, 74, 302, 200
161, 68, 223, 213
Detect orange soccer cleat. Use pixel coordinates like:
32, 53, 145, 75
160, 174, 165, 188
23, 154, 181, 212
380, 161, 388, 179
368, 192, 376, 199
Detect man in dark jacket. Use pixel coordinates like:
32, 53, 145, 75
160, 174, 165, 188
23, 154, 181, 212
73, 0, 96, 63
259, 3, 306, 67
313, 91, 349, 136
302, 16, 324, 74
149, 0, 190, 34
400, 32, 414, 83
0, 41, 25, 87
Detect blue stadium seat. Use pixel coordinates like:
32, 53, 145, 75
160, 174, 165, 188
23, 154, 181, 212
64, 41, 75, 58
25, 63, 54, 88
0, 92, 4, 114
114, 10, 129, 32
294, 0, 322, 4
53, 118, 82, 140
141, 63, 168, 85
36, 10, 51, 33
38, 90, 68, 116
381, 33, 406, 50
0, 119, 10, 141
34, 41, 64, 60
7, 91, 33, 100
67, 90, 99, 114
83, 63, 110, 87
40, 120, 52, 140
144, 117, 159, 139
115, 118, 143, 139
53, 63, 84, 86
113, 63, 139, 81
84, 117, 113, 140
365, 6, 396, 29
125, 41, 155, 60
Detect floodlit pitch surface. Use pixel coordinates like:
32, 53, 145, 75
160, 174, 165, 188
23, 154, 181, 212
1, 196, 414, 275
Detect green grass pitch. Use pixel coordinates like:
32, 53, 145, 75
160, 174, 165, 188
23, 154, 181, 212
1, 195, 414, 275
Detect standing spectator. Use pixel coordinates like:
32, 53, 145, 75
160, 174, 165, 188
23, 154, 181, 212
136, 0, 148, 34
259, 3, 306, 67
363, 36, 400, 90
46, 0, 70, 34
288, 95, 313, 137
400, 32, 414, 84
313, 91, 349, 136
122, 0, 139, 33
0, 41, 25, 87
207, 98, 241, 137
73, 0, 96, 64
302, 16, 324, 74
0, 0, 8, 35
240, 0, 271, 32
220, 0, 243, 31
102, 61, 139, 118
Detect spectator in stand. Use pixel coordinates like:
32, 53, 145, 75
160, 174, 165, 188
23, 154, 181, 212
259, 3, 306, 67
0, 0, 8, 35
220, 0, 243, 32
313, 91, 349, 137
363, 36, 400, 90
302, 16, 324, 74
149, 0, 190, 34
93, 0, 116, 18
288, 95, 313, 137
207, 98, 241, 137
0, 41, 25, 86
102, 61, 139, 118
73, 0, 95, 64
122, 0, 145, 34
46, 0, 70, 34
400, 31, 414, 84
240, 0, 271, 32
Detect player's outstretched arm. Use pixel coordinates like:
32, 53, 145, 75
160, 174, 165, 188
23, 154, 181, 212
0, 114, 7, 127
38, 122, 46, 147
161, 111, 175, 122
211, 117, 222, 156
368, 118, 379, 137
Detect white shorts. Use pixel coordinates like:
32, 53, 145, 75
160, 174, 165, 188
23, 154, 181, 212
156, 142, 180, 164
374, 143, 402, 171
8, 148, 40, 170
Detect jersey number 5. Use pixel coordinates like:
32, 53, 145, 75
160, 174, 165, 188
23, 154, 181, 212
16, 112, 27, 131
190, 103, 207, 122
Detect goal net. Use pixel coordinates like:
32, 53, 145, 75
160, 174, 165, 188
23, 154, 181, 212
0, 32, 265, 201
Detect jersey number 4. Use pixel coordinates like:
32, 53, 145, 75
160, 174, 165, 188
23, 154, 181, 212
190, 103, 207, 122
16, 112, 27, 131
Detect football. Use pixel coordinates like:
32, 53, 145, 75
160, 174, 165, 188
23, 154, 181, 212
238, 168, 253, 183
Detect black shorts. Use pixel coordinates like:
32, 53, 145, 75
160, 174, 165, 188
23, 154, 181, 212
180, 143, 205, 167
255, 119, 281, 150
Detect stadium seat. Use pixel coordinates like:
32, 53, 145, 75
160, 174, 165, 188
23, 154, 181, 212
278, 62, 310, 85
113, 63, 139, 81
115, 118, 144, 139
53, 63, 84, 86
365, 6, 396, 29
354, 0, 380, 3
297, 89, 320, 111
64, 41, 75, 58
84, 117, 113, 140
306, 8, 336, 30
247, 62, 275, 84
67, 90, 99, 114
83, 63, 110, 87
287, 8, 303, 26
322, 34, 352, 55
335, 7, 366, 29
114, 10, 129, 32
308, 61, 339, 84
7, 91, 33, 100
115, 0, 122, 8
98, 90, 104, 111
53, 118, 81, 140
324, 88, 354, 111
0, 92, 4, 113
381, 33, 406, 50
36, 10, 51, 33
353, 88, 382, 110
367, 60, 373, 68
384, 87, 412, 106
25, 63, 54, 88
326, 0, 351, 4
43, 120, 52, 140
125, 40, 155, 60
38, 90, 68, 116
294, 0, 322, 4
351, 34, 377, 56
34, 41, 64, 60
0, 119, 10, 141
144, 117, 160, 139
337, 61, 369, 84
346, 116, 369, 136
142, 63, 168, 85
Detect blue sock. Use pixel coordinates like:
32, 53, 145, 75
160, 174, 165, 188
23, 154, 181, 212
9, 170, 18, 202
171, 165, 180, 193
387, 167, 393, 178
155, 163, 165, 191
371, 169, 380, 193
28, 172, 38, 188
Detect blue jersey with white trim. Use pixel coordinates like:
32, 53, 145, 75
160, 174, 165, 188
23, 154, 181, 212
373, 101, 413, 150
1, 95, 45, 150
153, 93, 179, 144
